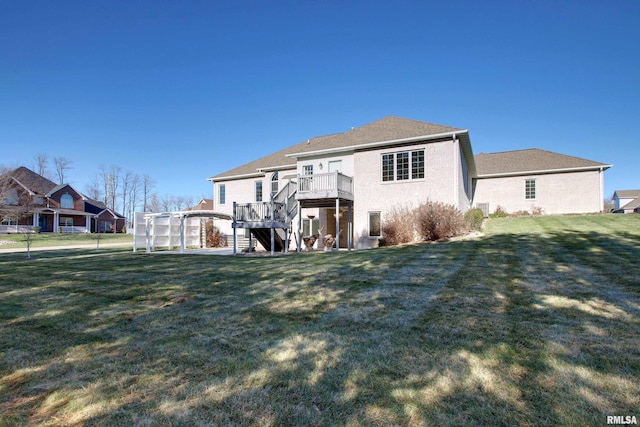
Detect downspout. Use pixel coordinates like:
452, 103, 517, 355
452, 134, 459, 207
599, 166, 605, 212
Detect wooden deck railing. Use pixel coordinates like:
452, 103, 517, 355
297, 172, 353, 196
233, 201, 287, 223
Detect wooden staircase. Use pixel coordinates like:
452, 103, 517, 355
250, 228, 286, 252
232, 180, 298, 254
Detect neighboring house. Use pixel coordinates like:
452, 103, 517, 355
187, 198, 214, 211
473, 149, 611, 215
612, 189, 640, 213
0, 166, 126, 233
208, 116, 612, 251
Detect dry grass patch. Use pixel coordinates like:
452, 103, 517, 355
1, 214, 639, 426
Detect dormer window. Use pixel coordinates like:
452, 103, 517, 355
61, 193, 73, 209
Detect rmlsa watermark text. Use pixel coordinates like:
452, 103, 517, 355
607, 415, 637, 425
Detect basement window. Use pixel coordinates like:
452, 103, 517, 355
369, 211, 381, 237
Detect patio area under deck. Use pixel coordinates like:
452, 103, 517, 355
295, 172, 355, 252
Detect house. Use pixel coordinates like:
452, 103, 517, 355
0, 166, 126, 233
187, 198, 214, 211
612, 189, 640, 213
208, 116, 611, 251
473, 149, 610, 215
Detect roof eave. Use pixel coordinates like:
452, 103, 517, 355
476, 164, 613, 178
286, 130, 469, 159
208, 171, 264, 182
256, 164, 296, 173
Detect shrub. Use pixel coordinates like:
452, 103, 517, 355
415, 201, 466, 241
206, 221, 226, 247
490, 205, 508, 218
380, 205, 415, 246
464, 208, 484, 231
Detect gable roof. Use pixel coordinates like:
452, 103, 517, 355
621, 197, 640, 210
188, 198, 214, 211
46, 183, 86, 199
475, 149, 611, 177
1, 166, 57, 195
614, 189, 640, 199
287, 116, 463, 157
209, 116, 469, 181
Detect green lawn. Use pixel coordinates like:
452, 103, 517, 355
0, 232, 132, 249
1, 215, 639, 426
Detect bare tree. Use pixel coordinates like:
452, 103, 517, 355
85, 176, 103, 201
127, 174, 141, 226
53, 157, 73, 184
0, 174, 37, 258
99, 164, 121, 211
142, 174, 155, 212
34, 154, 50, 178
149, 194, 160, 213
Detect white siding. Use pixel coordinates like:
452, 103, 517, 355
352, 139, 460, 249
473, 170, 604, 215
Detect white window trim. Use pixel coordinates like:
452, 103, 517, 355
368, 211, 382, 238
381, 149, 425, 183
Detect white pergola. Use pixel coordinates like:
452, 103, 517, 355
133, 210, 232, 253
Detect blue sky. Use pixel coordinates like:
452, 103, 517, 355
1, 1, 638, 204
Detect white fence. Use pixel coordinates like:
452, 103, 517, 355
133, 212, 202, 252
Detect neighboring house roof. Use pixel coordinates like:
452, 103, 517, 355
614, 189, 640, 199
210, 116, 469, 181
1, 166, 57, 195
96, 208, 126, 219
188, 199, 214, 210
620, 197, 640, 210
46, 183, 87, 199
475, 149, 611, 177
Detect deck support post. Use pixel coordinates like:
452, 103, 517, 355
348, 203, 352, 251
233, 202, 237, 255
335, 198, 340, 251
296, 203, 302, 252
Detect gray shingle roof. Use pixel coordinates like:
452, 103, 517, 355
1, 166, 57, 195
475, 149, 610, 177
210, 116, 464, 180
621, 197, 640, 210
614, 189, 640, 198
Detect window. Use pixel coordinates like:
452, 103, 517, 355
271, 172, 279, 198
382, 149, 425, 182
219, 184, 226, 205
61, 193, 73, 209
2, 189, 18, 205
525, 179, 536, 199
369, 211, 381, 237
302, 165, 313, 176
1, 217, 17, 226
396, 152, 409, 180
382, 154, 394, 182
302, 218, 320, 236
412, 150, 425, 179
60, 217, 73, 227
255, 181, 263, 202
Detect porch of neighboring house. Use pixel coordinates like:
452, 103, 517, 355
34, 208, 93, 233
231, 171, 354, 255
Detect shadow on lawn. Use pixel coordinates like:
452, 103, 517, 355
1, 230, 639, 426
